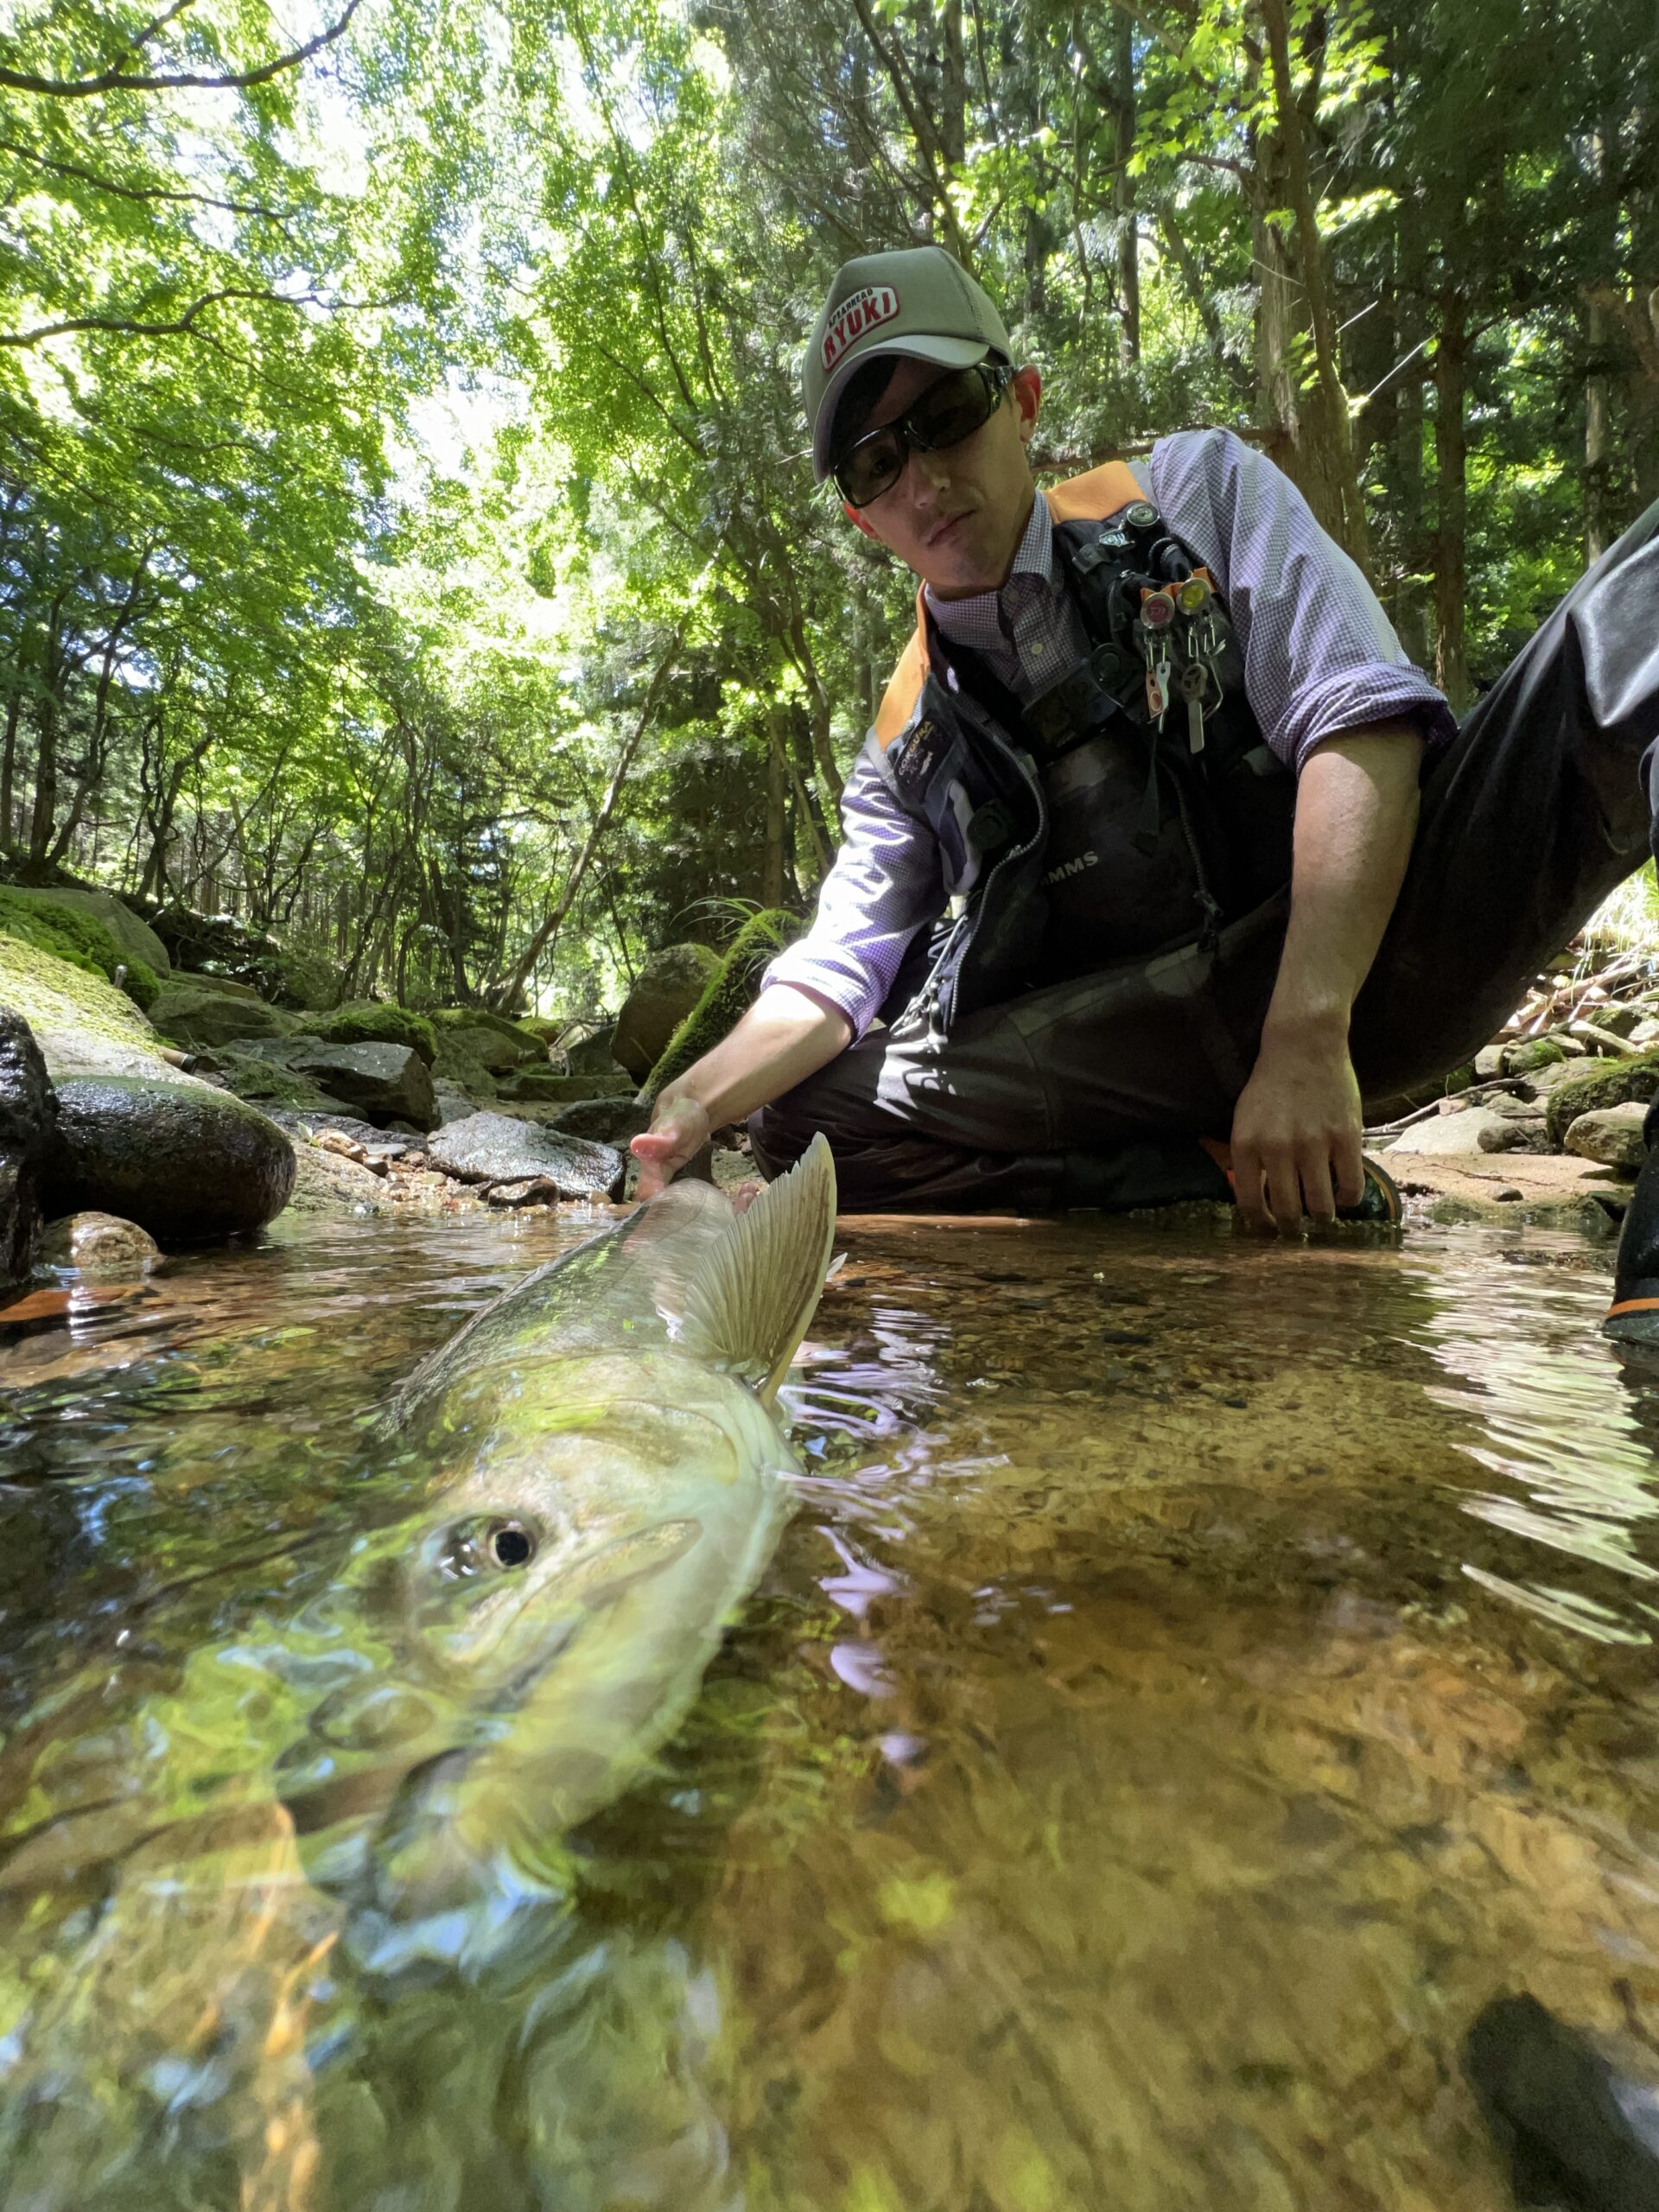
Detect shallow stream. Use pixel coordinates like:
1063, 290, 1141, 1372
3, 1202, 1658, 2209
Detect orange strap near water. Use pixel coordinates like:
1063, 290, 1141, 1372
873, 461, 1147, 750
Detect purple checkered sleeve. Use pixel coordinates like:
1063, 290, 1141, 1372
766, 427, 1459, 1037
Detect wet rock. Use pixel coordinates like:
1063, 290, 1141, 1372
546, 1096, 652, 1146
1545, 1052, 1659, 1147
40, 1211, 160, 1279
1564, 1103, 1649, 1173
49, 1077, 296, 1241
0, 1009, 55, 1291
1464, 1992, 1659, 2212
426, 1110, 622, 1198
283, 1041, 436, 1131
149, 979, 291, 1050
1387, 1109, 1516, 1158
613, 944, 721, 1082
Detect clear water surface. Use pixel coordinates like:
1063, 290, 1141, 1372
2, 1199, 1657, 2209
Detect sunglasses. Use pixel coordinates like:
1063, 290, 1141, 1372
834, 361, 1014, 509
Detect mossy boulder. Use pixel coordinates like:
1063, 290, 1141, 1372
150, 979, 292, 1050
2, 887, 168, 976
613, 943, 721, 1081
309, 1000, 437, 1066
1543, 1048, 1659, 1147
515, 1015, 564, 1049
0, 931, 173, 1081
644, 911, 804, 1100
430, 1007, 542, 1074
0, 890, 160, 1013
212, 1048, 340, 1116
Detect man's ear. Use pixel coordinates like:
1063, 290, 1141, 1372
842, 502, 881, 540
1012, 365, 1042, 446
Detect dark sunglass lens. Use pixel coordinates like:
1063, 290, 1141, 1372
911, 370, 995, 449
838, 429, 904, 507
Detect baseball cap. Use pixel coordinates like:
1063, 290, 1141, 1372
804, 245, 1013, 482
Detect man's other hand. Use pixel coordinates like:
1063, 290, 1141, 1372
631, 1093, 712, 1198
1229, 1021, 1365, 1230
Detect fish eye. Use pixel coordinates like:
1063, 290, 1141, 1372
438, 1517, 538, 1578
489, 1521, 534, 1569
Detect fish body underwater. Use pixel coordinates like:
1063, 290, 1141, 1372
0, 1135, 838, 2205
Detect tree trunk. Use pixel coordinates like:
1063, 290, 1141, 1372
1433, 292, 1471, 710
763, 714, 789, 909
939, 0, 965, 167
1586, 287, 1614, 564
1255, 0, 1371, 573
1111, 10, 1139, 361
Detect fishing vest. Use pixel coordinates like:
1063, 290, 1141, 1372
872, 461, 1295, 1027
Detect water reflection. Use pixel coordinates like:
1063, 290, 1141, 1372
2, 1205, 1659, 2204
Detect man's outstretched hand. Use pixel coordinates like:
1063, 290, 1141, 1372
630, 1092, 712, 1199
1229, 1020, 1365, 1230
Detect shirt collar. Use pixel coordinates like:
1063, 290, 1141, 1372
923, 493, 1057, 647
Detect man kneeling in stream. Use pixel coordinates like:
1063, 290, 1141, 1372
633, 247, 1659, 1331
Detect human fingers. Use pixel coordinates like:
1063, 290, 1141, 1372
1298, 1142, 1338, 1223
1263, 1144, 1305, 1231
1331, 1129, 1366, 1211
1231, 1137, 1274, 1231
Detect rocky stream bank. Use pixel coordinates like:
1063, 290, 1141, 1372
0, 888, 779, 1308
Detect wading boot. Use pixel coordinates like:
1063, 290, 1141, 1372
1603, 1096, 1659, 1344
1200, 1141, 1404, 1226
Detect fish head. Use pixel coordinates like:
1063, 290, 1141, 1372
308, 1351, 792, 1954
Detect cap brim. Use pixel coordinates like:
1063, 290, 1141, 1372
811, 334, 995, 482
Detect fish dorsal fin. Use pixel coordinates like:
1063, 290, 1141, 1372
677, 1135, 837, 1406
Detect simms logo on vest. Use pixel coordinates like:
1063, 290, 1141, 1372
822, 286, 899, 370
1043, 851, 1099, 887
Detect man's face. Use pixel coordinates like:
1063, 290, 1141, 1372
842, 358, 1042, 600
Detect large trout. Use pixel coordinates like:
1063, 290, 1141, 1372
0, 1135, 838, 2207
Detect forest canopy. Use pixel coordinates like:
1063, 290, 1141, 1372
0, 0, 1652, 1013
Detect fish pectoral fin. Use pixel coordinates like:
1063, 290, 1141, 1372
677, 1134, 836, 1406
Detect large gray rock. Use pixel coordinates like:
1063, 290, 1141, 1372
0, 1009, 55, 1292
612, 945, 720, 1082
1564, 1102, 1649, 1173
2, 887, 169, 976
285, 1041, 436, 1130
1386, 1108, 1516, 1158
150, 979, 290, 1049
426, 1111, 622, 1198
48, 1077, 295, 1242
430, 1009, 540, 1075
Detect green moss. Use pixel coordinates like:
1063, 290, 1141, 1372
430, 1006, 539, 1071
0, 892, 159, 1012
0, 931, 164, 1071
643, 910, 803, 1101
1543, 1048, 1659, 1147
213, 1049, 339, 1114
431, 1029, 499, 1099
515, 1015, 563, 1047
310, 999, 437, 1066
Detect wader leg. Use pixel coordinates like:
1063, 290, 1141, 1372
1350, 496, 1659, 1104
749, 906, 1282, 1211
